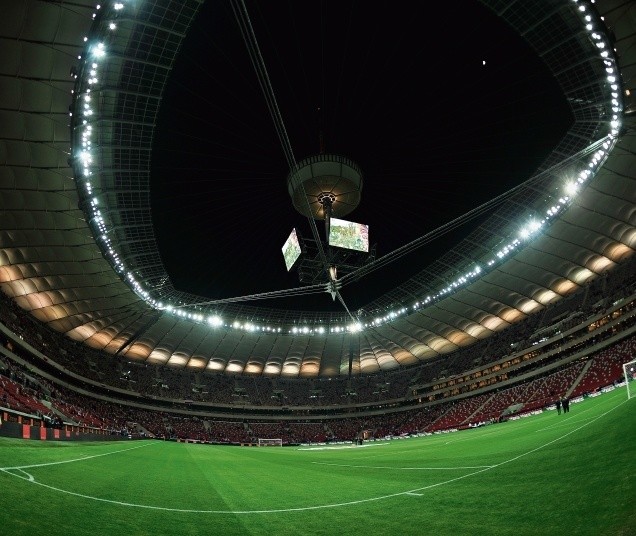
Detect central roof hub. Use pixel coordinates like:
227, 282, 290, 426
287, 154, 363, 220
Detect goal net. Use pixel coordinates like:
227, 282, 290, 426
623, 358, 636, 400
258, 438, 283, 447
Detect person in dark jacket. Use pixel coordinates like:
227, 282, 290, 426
562, 397, 570, 413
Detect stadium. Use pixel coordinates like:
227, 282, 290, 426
0, 0, 635, 534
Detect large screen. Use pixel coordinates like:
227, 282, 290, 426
282, 228, 302, 271
329, 217, 369, 252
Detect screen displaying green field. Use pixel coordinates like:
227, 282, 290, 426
282, 228, 301, 271
0, 388, 633, 536
328, 217, 369, 252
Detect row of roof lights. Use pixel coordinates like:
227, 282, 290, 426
73, 2, 142, 299
71, 0, 622, 336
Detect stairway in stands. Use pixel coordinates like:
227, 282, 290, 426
40, 399, 76, 424
565, 360, 593, 398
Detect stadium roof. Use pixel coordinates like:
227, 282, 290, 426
0, 0, 634, 377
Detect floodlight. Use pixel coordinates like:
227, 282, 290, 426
208, 315, 223, 327
565, 182, 578, 196
92, 43, 106, 58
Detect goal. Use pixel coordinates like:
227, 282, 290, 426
258, 438, 283, 447
623, 358, 636, 400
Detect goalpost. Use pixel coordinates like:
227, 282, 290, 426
623, 358, 636, 400
258, 438, 283, 447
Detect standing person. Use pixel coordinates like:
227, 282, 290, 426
555, 397, 561, 415
562, 397, 570, 414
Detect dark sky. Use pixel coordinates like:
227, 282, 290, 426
151, 0, 572, 313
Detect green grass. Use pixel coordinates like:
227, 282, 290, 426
0, 388, 634, 535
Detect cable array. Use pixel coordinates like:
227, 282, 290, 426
183, 283, 327, 307
338, 136, 611, 287
230, 0, 357, 322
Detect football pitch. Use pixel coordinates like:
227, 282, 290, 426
0, 388, 634, 536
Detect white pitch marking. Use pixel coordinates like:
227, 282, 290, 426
297, 443, 389, 451
0, 441, 154, 471
535, 418, 592, 433
405, 492, 423, 496
535, 407, 597, 432
443, 426, 508, 445
444, 434, 489, 445
16, 469, 35, 482
0, 400, 627, 514
311, 462, 494, 470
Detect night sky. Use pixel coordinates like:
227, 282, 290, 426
151, 1, 572, 313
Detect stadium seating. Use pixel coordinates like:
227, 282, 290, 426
0, 255, 634, 443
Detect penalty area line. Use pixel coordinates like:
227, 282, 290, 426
311, 462, 494, 470
297, 443, 389, 451
0, 441, 155, 471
